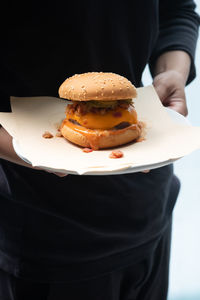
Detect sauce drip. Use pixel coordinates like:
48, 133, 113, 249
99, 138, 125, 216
62, 119, 140, 150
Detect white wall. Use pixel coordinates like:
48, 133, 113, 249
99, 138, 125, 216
142, 1, 200, 298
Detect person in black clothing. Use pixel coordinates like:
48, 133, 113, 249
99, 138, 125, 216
0, 0, 199, 299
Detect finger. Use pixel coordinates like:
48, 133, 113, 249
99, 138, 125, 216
141, 169, 150, 173
166, 97, 188, 116
53, 172, 68, 177
153, 75, 171, 102
153, 83, 169, 102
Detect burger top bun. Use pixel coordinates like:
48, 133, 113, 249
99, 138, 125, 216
58, 72, 137, 101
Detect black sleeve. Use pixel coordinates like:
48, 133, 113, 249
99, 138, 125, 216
149, 0, 200, 85
0, 92, 12, 113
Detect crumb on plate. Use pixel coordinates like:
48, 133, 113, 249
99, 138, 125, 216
56, 131, 63, 137
82, 148, 93, 153
42, 131, 54, 139
109, 150, 124, 159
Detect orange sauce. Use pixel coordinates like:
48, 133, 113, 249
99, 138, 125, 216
136, 121, 146, 143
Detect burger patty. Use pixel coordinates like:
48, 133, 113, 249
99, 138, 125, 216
68, 118, 131, 130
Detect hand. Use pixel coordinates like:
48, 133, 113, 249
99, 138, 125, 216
45, 170, 68, 177
153, 70, 188, 116
0, 127, 68, 177
142, 169, 150, 173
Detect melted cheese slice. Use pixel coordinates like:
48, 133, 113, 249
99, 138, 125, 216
67, 106, 138, 130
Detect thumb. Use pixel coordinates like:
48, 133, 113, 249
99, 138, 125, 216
153, 74, 171, 102
153, 83, 166, 102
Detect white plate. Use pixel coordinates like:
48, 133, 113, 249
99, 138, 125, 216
12, 108, 190, 176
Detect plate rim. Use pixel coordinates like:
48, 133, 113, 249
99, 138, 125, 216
12, 108, 188, 175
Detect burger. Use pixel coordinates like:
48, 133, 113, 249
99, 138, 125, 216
58, 72, 141, 150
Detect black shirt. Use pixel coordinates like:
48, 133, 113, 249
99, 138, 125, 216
0, 0, 199, 282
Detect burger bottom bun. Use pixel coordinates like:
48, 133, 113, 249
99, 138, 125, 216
60, 121, 142, 150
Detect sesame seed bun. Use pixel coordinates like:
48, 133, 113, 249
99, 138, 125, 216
58, 72, 137, 101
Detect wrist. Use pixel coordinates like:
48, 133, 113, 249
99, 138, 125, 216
153, 50, 191, 86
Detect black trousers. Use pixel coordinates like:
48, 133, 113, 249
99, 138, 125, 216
0, 219, 172, 300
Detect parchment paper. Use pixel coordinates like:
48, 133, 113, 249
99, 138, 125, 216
1, 85, 200, 175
